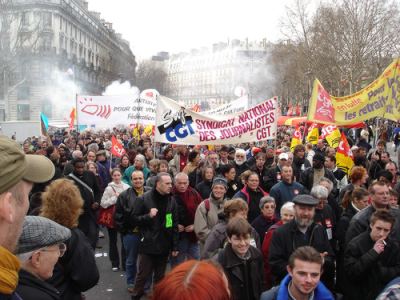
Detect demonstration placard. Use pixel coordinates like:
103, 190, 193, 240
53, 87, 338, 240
307, 59, 400, 125
76, 89, 158, 127
154, 96, 277, 145
202, 95, 249, 116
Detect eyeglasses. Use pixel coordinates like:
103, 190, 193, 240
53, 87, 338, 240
40, 243, 67, 257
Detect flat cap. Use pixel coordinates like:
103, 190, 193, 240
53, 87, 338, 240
0, 136, 55, 194
17, 216, 71, 254
292, 194, 319, 206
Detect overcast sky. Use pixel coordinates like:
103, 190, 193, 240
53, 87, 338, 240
88, 0, 297, 59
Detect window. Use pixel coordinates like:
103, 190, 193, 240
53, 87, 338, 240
17, 104, 30, 120
21, 12, 29, 26
42, 12, 52, 27
17, 86, 30, 100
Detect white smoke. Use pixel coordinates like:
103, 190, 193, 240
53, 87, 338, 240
103, 80, 140, 97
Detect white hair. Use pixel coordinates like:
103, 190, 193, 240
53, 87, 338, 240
17, 251, 35, 262
280, 202, 295, 215
235, 149, 246, 157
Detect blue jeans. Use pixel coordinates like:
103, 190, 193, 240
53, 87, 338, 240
170, 237, 200, 267
122, 233, 140, 285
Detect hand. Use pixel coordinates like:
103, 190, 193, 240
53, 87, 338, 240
373, 239, 386, 254
184, 225, 194, 232
178, 224, 185, 232
91, 202, 99, 210
149, 208, 158, 218
171, 251, 179, 257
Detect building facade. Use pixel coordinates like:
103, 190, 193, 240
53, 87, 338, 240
0, 0, 136, 121
166, 39, 271, 110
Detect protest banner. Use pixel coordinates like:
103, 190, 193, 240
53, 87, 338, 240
320, 125, 341, 148
306, 123, 319, 145
111, 136, 126, 157
336, 132, 354, 174
202, 95, 249, 115
307, 59, 400, 125
154, 96, 277, 145
76, 92, 157, 127
290, 125, 302, 151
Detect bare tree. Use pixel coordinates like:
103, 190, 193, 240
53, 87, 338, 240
135, 60, 171, 95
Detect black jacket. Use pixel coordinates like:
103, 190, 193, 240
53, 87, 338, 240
47, 228, 99, 300
251, 165, 270, 192
195, 180, 212, 200
345, 205, 400, 245
269, 219, 334, 284
68, 171, 101, 247
264, 165, 283, 192
344, 231, 400, 300
17, 269, 60, 300
131, 189, 179, 255
291, 157, 311, 182
114, 187, 150, 234
216, 244, 264, 300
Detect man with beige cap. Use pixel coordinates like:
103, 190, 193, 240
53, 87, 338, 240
0, 136, 54, 298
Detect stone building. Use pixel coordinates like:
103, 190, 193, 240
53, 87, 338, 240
166, 39, 272, 110
0, 0, 136, 121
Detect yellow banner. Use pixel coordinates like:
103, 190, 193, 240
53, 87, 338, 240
321, 125, 341, 148
290, 126, 302, 151
336, 132, 354, 175
307, 59, 400, 125
306, 124, 319, 145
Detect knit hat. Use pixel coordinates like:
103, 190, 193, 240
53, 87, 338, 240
212, 177, 228, 190
17, 216, 71, 254
0, 136, 55, 194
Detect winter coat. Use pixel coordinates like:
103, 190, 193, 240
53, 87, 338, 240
233, 186, 268, 223
345, 205, 400, 245
251, 165, 270, 192
260, 274, 334, 300
47, 228, 99, 300
100, 181, 130, 208
264, 165, 283, 193
122, 166, 150, 185
291, 157, 311, 182
16, 269, 60, 300
251, 215, 277, 244
262, 221, 283, 289
215, 244, 264, 300
194, 195, 227, 244
269, 181, 305, 212
344, 231, 400, 300
269, 219, 334, 285
173, 186, 203, 242
114, 187, 150, 234
195, 180, 212, 200
202, 220, 260, 259
131, 188, 179, 255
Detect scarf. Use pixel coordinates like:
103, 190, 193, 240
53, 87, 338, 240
0, 246, 20, 294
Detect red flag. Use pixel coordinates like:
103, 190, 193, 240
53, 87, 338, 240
111, 136, 126, 157
69, 108, 76, 130
295, 104, 301, 116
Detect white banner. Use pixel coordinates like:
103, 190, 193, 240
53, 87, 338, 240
203, 95, 249, 116
155, 96, 277, 145
76, 89, 158, 127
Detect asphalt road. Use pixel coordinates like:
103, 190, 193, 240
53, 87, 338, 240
85, 231, 135, 300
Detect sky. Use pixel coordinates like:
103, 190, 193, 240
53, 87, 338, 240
88, 0, 296, 59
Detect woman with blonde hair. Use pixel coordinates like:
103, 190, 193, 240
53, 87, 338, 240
40, 178, 99, 300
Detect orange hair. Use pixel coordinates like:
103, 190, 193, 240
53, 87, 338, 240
151, 260, 231, 300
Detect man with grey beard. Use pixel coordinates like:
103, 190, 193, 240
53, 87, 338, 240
268, 194, 335, 290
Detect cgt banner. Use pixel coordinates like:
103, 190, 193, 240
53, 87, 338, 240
76, 89, 158, 127
155, 96, 277, 145
307, 59, 400, 125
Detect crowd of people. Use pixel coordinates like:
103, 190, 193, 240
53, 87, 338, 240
0, 121, 400, 300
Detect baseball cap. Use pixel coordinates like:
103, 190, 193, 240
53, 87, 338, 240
0, 136, 55, 194
292, 195, 319, 206
278, 153, 289, 160
17, 216, 71, 254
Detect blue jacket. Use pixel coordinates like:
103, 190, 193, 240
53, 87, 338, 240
260, 274, 334, 300
269, 181, 305, 212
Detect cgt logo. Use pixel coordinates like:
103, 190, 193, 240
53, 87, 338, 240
157, 107, 195, 142
79, 97, 112, 119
